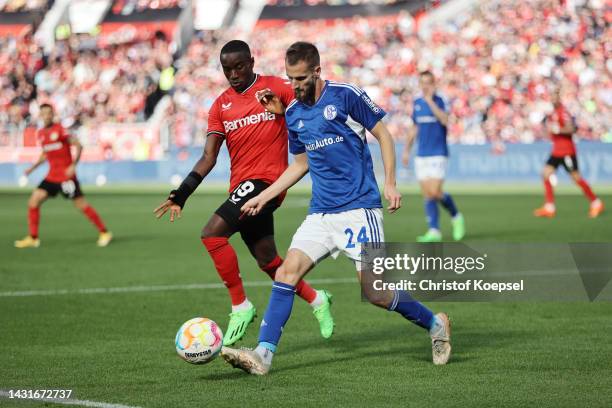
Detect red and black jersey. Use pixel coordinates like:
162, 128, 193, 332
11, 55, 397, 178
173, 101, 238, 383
37, 124, 73, 183
547, 104, 576, 157
206, 74, 295, 192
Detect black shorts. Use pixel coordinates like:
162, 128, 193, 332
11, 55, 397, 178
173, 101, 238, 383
38, 178, 83, 199
215, 179, 281, 246
546, 155, 578, 172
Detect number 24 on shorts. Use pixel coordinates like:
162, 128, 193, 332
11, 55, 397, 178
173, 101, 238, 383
345, 226, 369, 248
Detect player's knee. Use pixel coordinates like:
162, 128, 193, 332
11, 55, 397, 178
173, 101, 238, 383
201, 224, 221, 239
28, 198, 39, 208
274, 263, 300, 286
73, 198, 87, 210
431, 190, 443, 200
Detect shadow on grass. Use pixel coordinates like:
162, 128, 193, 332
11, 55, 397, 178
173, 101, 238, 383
198, 323, 531, 380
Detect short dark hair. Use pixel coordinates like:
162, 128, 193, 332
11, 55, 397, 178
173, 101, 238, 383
220, 40, 251, 58
419, 70, 435, 80
39, 103, 53, 111
285, 41, 320, 69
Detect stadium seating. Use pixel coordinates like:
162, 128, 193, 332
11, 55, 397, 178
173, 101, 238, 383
169, 0, 610, 145
1, 0, 609, 149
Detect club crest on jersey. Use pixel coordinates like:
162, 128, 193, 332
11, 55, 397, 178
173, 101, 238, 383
323, 105, 337, 120
221, 102, 232, 111
50, 132, 59, 141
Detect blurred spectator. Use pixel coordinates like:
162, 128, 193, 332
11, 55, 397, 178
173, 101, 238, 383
266, 0, 404, 6
111, 0, 186, 15
0, 0, 48, 12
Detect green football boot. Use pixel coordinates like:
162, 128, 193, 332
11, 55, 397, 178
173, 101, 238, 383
223, 304, 257, 346
451, 213, 466, 241
417, 229, 442, 243
312, 290, 334, 339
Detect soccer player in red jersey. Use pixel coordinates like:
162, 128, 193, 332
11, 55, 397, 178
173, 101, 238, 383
534, 88, 603, 218
154, 40, 334, 346
14, 104, 112, 248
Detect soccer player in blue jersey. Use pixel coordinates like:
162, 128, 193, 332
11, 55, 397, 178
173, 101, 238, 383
402, 71, 465, 242
221, 42, 452, 375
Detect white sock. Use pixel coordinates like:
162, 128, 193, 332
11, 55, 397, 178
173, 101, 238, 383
309, 290, 325, 308
452, 213, 462, 221
428, 228, 441, 235
544, 203, 556, 212
231, 299, 253, 313
255, 345, 274, 365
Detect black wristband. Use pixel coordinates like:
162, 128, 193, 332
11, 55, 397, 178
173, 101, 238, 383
168, 171, 203, 208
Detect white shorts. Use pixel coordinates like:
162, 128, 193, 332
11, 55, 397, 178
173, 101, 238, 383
289, 208, 384, 269
414, 156, 447, 181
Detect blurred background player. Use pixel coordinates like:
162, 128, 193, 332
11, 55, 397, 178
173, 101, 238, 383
154, 40, 333, 346
533, 88, 604, 219
402, 71, 464, 243
14, 104, 112, 248
222, 42, 451, 375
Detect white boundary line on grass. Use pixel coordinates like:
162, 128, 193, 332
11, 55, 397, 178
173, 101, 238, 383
0, 391, 142, 408
0, 277, 357, 298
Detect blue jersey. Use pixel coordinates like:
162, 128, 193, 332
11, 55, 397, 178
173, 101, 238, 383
412, 94, 449, 157
286, 81, 385, 214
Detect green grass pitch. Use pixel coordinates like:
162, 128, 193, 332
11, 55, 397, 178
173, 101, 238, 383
1, 188, 611, 407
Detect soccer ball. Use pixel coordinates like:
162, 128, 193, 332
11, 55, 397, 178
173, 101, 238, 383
175, 317, 223, 364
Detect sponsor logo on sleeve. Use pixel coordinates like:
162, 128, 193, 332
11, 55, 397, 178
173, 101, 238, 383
361, 94, 381, 114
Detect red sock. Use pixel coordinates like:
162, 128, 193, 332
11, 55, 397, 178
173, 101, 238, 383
202, 237, 245, 305
261, 255, 318, 303
575, 178, 597, 202
82, 205, 107, 232
544, 178, 555, 204
28, 207, 40, 239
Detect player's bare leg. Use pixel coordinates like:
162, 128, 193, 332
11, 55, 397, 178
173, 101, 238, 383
221, 249, 314, 375
534, 165, 556, 217
201, 214, 256, 346
73, 197, 112, 246
15, 188, 47, 248
246, 235, 334, 338
359, 269, 451, 365
569, 171, 603, 217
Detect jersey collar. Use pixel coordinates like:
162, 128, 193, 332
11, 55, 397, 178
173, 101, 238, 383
238, 74, 259, 95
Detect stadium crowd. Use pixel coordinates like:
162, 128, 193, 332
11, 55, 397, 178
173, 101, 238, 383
0, 0, 48, 12
266, 0, 403, 6
111, 0, 185, 15
1, 0, 609, 149
0, 32, 173, 132
170, 0, 610, 145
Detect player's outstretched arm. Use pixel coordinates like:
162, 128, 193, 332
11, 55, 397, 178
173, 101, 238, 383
154, 135, 223, 222
402, 125, 417, 167
370, 121, 402, 213
241, 153, 309, 216
25, 152, 47, 176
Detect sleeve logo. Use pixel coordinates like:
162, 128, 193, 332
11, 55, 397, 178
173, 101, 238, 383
361, 94, 381, 114
323, 104, 337, 120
